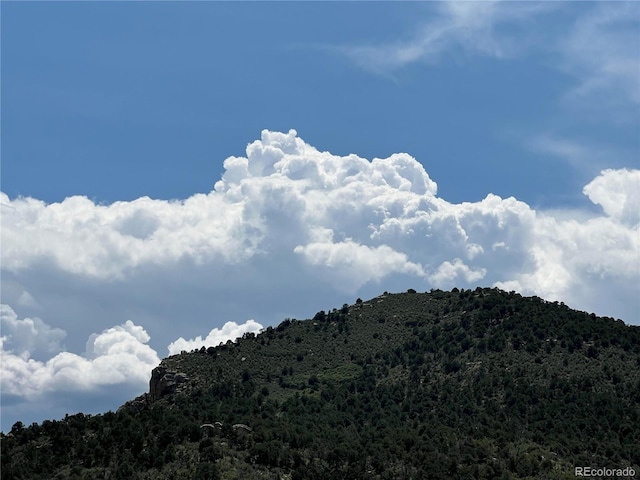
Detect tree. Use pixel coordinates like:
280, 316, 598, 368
194, 462, 220, 480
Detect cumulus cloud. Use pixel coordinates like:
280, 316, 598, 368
583, 168, 640, 226
2, 130, 638, 323
167, 320, 264, 356
429, 258, 487, 288
0, 130, 437, 286
0, 304, 66, 359
0, 304, 264, 427
295, 237, 425, 293
0, 192, 249, 279
1, 311, 160, 399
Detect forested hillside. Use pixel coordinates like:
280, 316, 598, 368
2, 288, 639, 480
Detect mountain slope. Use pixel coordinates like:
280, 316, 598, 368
3, 288, 639, 480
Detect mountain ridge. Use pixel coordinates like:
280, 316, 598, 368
3, 288, 639, 480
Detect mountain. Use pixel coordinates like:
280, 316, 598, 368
2, 288, 639, 480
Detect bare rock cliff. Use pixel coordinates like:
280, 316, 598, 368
149, 365, 190, 402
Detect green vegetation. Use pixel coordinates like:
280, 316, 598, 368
2, 288, 639, 479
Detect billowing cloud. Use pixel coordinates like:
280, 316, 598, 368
1, 310, 160, 399
0, 305, 66, 359
295, 237, 426, 293
1, 130, 638, 429
167, 320, 264, 356
0, 130, 438, 285
0, 308, 163, 429
0, 305, 263, 428
0, 192, 250, 279
2, 130, 638, 319
583, 168, 640, 226
429, 258, 487, 288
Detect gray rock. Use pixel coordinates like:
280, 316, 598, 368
149, 365, 190, 401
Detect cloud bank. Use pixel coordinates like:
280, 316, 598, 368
167, 320, 264, 356
0, 305, 263, 429
2, 129, 638, 314
1, 129, 638, 429
1, 305, 160, 399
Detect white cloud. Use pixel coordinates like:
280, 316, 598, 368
429, 258, 487, 288
1, 130, 438, 284
294, 237, 426, 293
583, 168, 640, 226
337, 1, 556, 73
0, 304, 66, 359
0, 192, 250, 279
167, 320, 264, 356
2, 131, 637, 325
336, 2, 639, 116
1, 312, 161, 399
495, 190, 639, 303
495, 244, 572, 302
0, 304, 263, 426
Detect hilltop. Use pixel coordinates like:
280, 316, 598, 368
2, 288, 639, 479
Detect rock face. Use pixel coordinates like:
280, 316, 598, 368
149, 365, 190, 401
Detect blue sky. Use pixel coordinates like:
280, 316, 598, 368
1, 2, 639, 431
4, 2, 636, 207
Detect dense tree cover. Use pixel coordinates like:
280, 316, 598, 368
2, 288, 639, 479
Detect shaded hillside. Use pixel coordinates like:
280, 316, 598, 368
2, 288, 640, 480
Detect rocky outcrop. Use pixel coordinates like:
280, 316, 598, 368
149, 365, 190, 401
117, 393, 148, 413
233, 423, 253, 433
